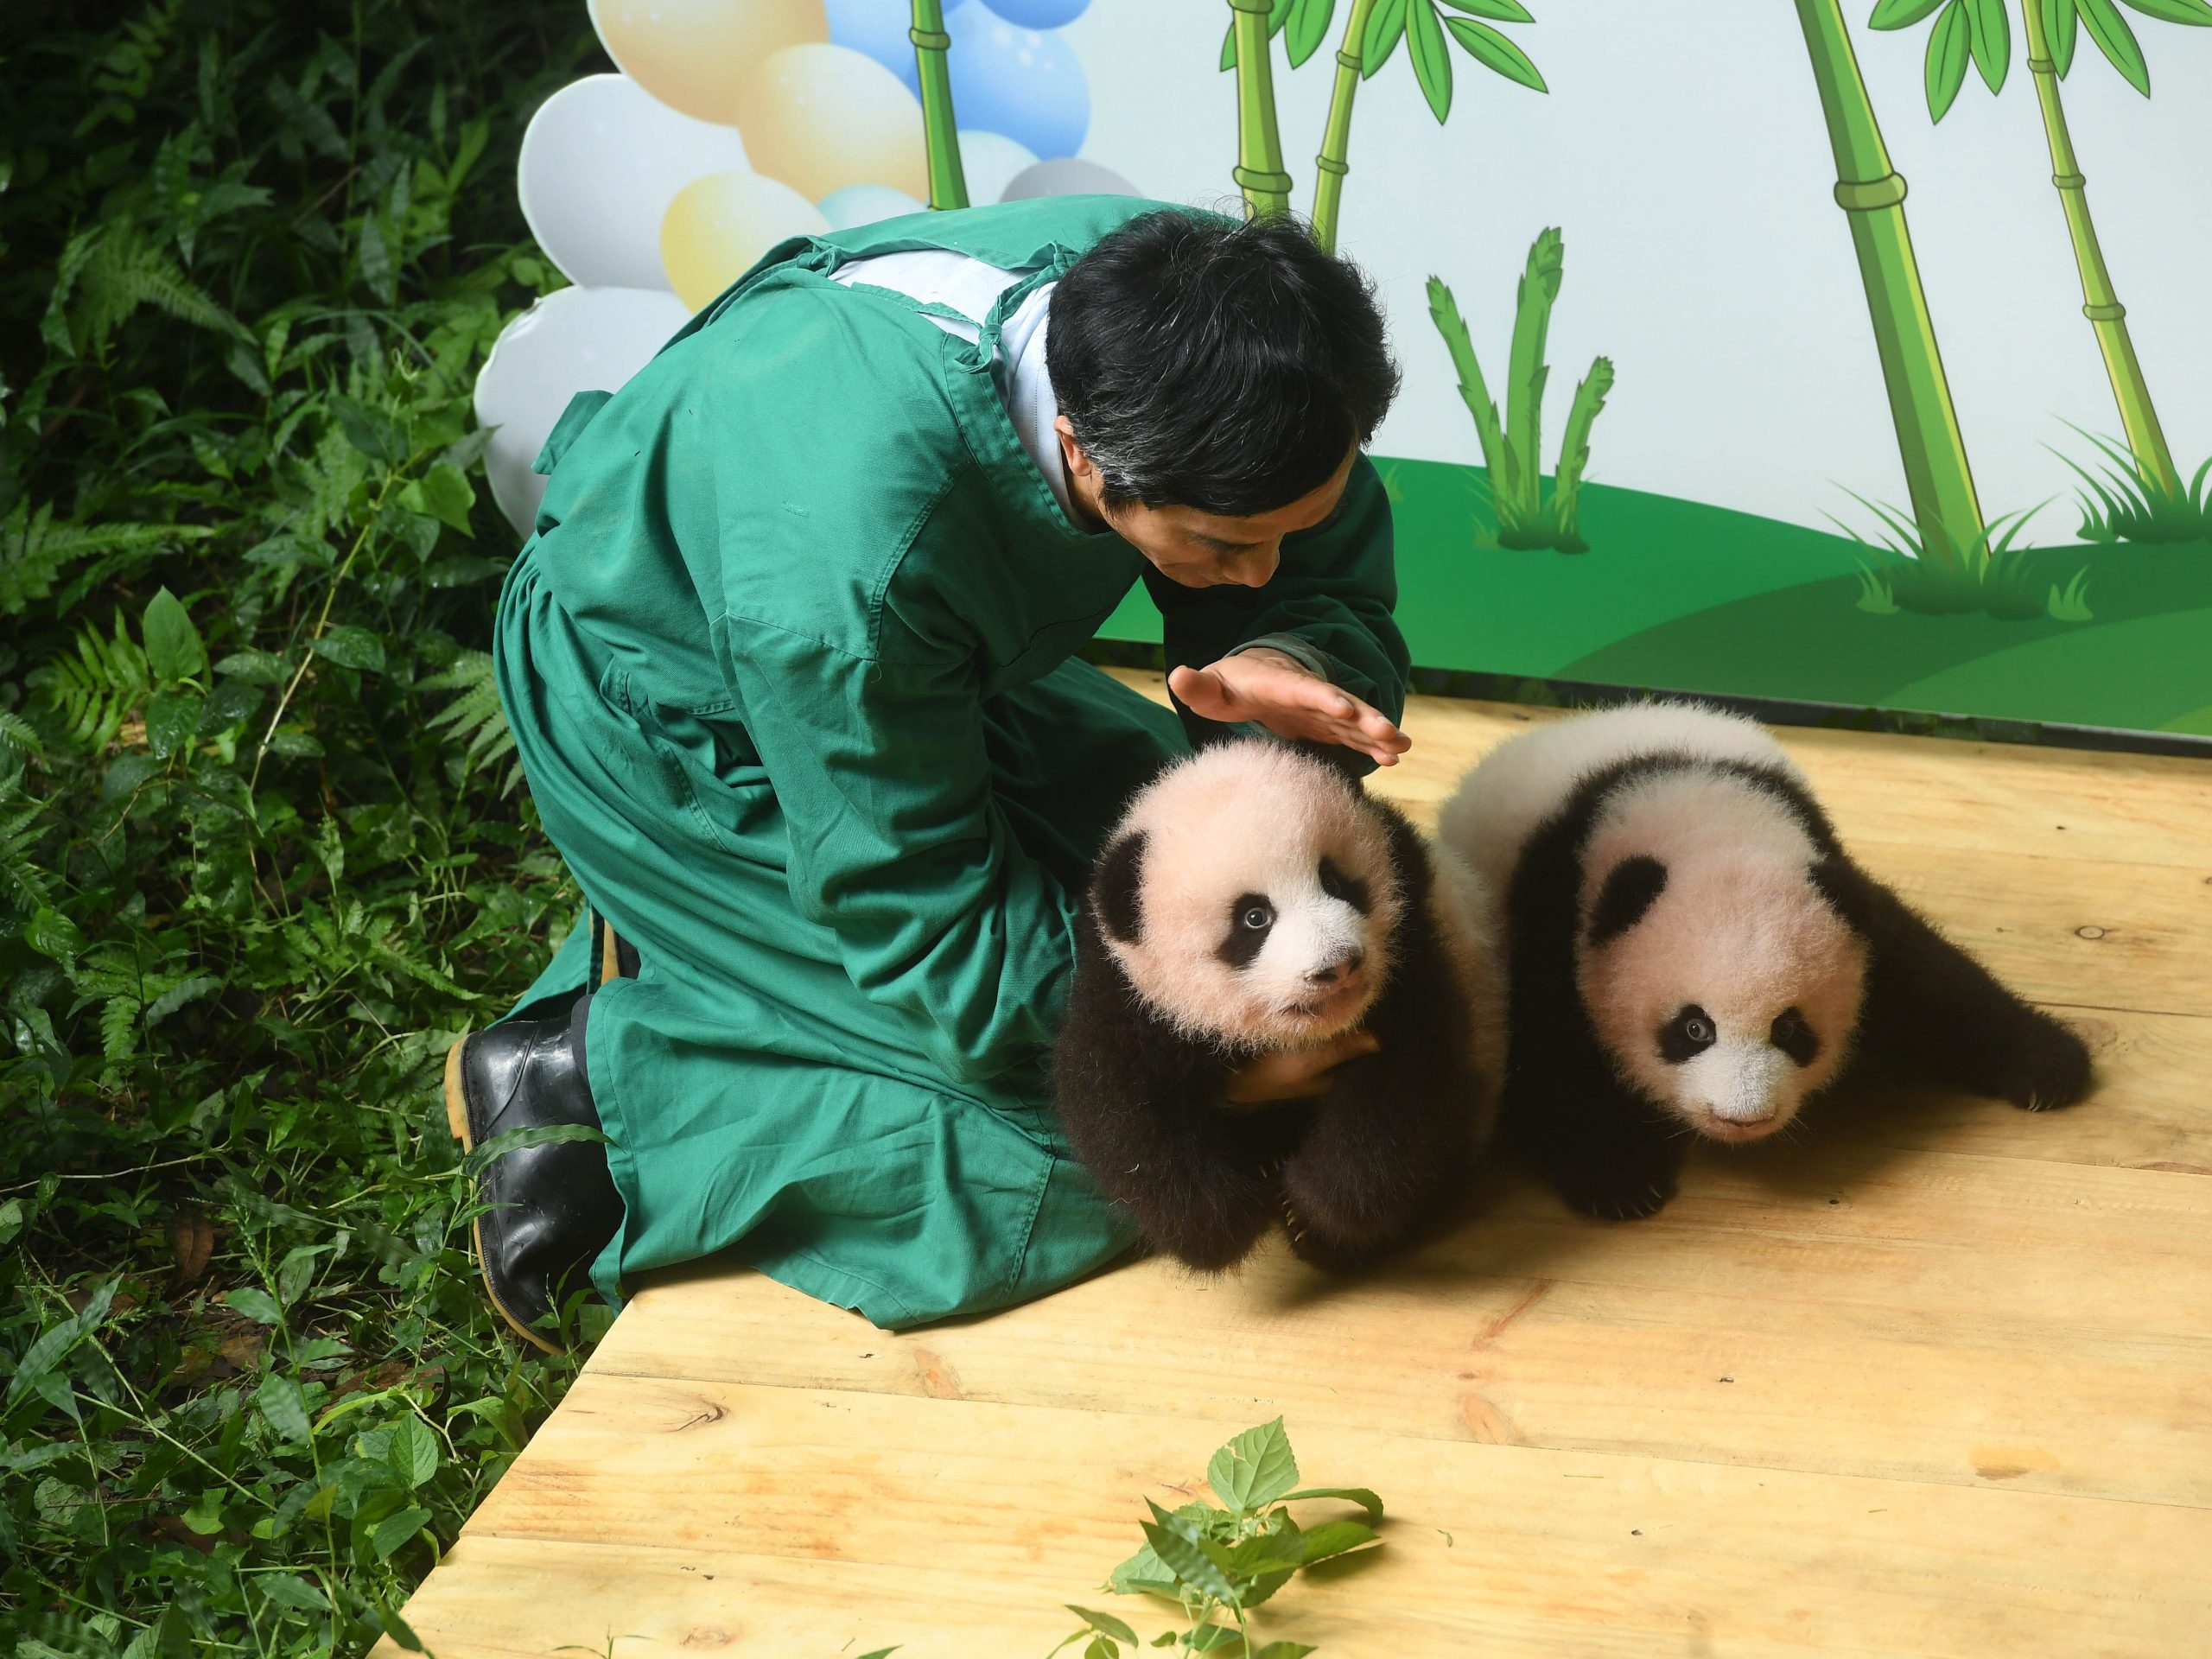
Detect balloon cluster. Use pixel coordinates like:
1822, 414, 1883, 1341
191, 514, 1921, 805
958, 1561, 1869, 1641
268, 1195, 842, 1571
478, 0, 1136, 535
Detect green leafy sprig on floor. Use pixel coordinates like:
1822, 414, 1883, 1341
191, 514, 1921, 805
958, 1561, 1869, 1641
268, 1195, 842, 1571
1048, 1418, 1385, 1659
0, 2, 606, 1654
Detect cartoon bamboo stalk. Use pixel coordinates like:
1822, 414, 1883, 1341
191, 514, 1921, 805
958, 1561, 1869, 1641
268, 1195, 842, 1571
1792, 0, 1984, 564
910, 0, 969, 210
2018, 0, 2179, 496
1310, 0, 1380, 254
1227, 0, 1294, 219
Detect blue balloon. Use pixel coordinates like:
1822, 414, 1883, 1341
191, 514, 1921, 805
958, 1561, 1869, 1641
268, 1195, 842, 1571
978, 0, 1090, 25
946, 7, 1089, 160
825, 0, 921, 96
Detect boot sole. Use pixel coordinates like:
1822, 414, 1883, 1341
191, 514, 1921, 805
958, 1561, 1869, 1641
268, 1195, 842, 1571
446, 1034, 563, 1357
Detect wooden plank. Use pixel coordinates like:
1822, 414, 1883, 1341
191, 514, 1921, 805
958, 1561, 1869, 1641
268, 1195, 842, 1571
378, 1383, 2212, 1659
593, 1144, 2212, 1509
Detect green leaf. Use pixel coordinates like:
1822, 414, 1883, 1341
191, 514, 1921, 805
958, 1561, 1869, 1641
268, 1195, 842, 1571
141, 588, 207, 685
4, 1280, 119, 1412
1207, 1418, 1300, 1514
388, 1414, 440, 1488
329, 396, 407, 465
1296, 1518, 1381, 1563
1868, 0, 1948, 26
1442, 0, 1534, 19
223, 1287, 285, 1325
2044, 0, 2081, 70
1069, 1606, 1140, 1644
1083, 1639, 1117, 1659
145, 974, 222, 1030
370, 1504, 433, 1560
1362, 0, 1410, 76
399, 462, 476, 536
2118, 0, 2212, 24
1277, 1485, 1385, 1522
276, 1243, 322, 1306
2077, 0, 2152, 87
257, 1572, 329, 1613
144, 690, 202, 759
1407, 0, 1455, 118
213, 648, 288, 683
1249, 1645, 1319, 1659
255, 1373, 312, 1442
1287, 0, 1339, 66
25, 906, 88, 963
1966, 0, 2012, 89
1925, 1, 1973, 118
1107, 1539, 1182, 1599
264, 727, 326, 759
181, 1489, 226, 1535
1141, 1509, 1240, 1604
1442, 16, 1548, 89
461, 1120, 612, 1176
314, 626, 386, 672
0, 1200, 22, 1248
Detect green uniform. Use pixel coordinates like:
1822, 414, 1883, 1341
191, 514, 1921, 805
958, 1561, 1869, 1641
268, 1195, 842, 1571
494, 195, 1408, 1330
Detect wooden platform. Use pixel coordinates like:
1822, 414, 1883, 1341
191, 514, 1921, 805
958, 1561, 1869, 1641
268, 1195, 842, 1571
382, 676, 2212, 1658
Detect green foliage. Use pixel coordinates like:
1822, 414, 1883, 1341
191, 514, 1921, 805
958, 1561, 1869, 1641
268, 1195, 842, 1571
1427, 229, 1614, 554
1873, 0, 2212, 116
0, 1, 605, 1652
1839, 495, 2093, 621
1039, 1419, 1382, 1657
1223, 0, 1547, 116
2055, 429, 2212, 547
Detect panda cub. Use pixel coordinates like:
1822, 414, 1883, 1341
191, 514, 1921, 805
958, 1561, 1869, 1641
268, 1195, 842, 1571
1055, 739, 1505, 1273
1439, 701, 2093, 1221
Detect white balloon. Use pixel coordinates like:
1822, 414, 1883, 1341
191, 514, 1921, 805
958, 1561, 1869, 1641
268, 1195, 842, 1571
957, 129, 1039, 210
518, 74, 750, 292
1000, 156, 1140, 202
474, 284, 695, 539
817, 182, 927, 230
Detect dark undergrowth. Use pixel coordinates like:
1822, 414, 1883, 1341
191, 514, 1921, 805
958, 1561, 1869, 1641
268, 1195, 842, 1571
0, 3, 607, 1652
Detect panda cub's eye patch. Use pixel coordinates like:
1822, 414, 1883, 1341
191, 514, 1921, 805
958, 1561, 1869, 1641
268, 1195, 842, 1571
1770, 1006, 1820, 1066
1216, 893, 1275, 968
1657, 1004, 1718, 1064
1318, 855, 1370, 913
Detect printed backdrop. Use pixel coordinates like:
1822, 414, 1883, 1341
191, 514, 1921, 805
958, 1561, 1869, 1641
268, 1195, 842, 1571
477, 0, 2212, 739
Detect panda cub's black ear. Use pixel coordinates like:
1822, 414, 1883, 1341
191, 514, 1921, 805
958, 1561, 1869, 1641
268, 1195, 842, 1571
1091, 830, 1147, 944
1587, 854, 1668, 946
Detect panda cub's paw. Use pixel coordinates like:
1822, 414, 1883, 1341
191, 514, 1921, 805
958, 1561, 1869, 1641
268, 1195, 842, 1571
1554, 1161, 1678, 1223
1995, 1010, 2094, 1113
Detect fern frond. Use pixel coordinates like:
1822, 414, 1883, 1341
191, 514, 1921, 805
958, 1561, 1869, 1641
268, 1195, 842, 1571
420, 651, 520, 795
29, 612, 152, 751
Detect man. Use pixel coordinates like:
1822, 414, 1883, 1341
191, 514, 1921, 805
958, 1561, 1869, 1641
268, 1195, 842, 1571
448, 195, 1413, 1351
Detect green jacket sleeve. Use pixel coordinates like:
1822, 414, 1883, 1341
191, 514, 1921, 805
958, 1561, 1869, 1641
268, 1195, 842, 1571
715, 610, 1078, 1087
1143, 454, 1410, 767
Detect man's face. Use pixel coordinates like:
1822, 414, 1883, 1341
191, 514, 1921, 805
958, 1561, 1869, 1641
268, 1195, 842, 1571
1055, 422, 1357, 589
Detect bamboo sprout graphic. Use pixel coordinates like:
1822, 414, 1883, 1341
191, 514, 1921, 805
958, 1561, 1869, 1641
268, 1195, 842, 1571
910, 0, 969, 210
1795, 0, 1986, 564
1228, 0, 1295, 219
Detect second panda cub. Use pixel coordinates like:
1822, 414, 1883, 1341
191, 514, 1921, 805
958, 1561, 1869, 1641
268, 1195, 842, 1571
1055, 739, 1504, 1274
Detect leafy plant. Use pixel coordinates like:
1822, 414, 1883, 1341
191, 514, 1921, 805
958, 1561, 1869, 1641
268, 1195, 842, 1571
1222, 0, 1550, 253
1867, 0, 2209, 505
2055, 429, 2212, 546
1838, 494, 2090, 620
0, 1, 605, 1653
1427, 228, 1614, 553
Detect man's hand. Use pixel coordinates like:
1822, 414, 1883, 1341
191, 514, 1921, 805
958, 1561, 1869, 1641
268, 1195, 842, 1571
1226, 1027, 1382, 1104
1168, 649, 1410, 767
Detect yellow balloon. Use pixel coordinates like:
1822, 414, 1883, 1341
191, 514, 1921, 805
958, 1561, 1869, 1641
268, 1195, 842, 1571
589, 0, 828, 126
733, 43, 928, 204
659, 170, 830, 312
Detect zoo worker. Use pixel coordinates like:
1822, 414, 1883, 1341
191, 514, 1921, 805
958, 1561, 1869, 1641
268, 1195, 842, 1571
448, 197, 1412, 1351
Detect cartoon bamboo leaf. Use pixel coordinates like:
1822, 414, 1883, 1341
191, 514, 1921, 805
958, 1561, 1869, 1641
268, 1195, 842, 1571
2043, 0, 2081, 70
1870, 0, 1948, 22
1925, 1, 1974, 118
1443, 0, 1535, 21
2120, 0, 2212, 22
1361, 0, 1410, 77
2076, 0, 2152, 89
1441, 15, 1548, 89
1406, 0, 1454, 118
1966, 0, 2012, 87
1287, 0, 1340, 64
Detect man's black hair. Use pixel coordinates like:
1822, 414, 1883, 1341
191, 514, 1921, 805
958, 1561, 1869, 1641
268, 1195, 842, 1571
1046, 210, 1400, 518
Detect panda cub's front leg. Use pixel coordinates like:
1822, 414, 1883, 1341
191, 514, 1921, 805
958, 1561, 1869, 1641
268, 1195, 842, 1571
1278, 1044, 1475, 1269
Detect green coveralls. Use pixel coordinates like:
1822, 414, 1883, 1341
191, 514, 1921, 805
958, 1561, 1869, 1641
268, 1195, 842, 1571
494, 194, 1409, 1330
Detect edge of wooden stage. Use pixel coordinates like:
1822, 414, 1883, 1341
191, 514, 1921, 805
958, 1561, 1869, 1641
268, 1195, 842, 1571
380, 677, 2212, 1659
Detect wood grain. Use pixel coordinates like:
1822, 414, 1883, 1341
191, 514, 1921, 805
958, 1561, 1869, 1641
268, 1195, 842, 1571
380, 686, 2212, 1657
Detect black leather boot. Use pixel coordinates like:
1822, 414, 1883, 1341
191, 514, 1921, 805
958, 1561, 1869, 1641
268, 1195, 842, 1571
443, 997, 622, 1353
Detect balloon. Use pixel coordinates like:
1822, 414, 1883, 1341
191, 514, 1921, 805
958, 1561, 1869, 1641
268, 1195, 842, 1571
946, 7, 1089, 160
588, 0, 828, 125
825, 0, 921, 94
1000, 156, 1139, 202
817, 183, 927, 230
518, 75, 750, 293
660, 170, 830, 312
957, 129, 1039, 207
978, 0, 1090, 25
473, 284, 693, 539
733, 43, 929, 203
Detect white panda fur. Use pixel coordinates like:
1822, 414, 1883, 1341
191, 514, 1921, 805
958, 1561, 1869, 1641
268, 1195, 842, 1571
1439, 700, 2094, 1219
1055, 739, 1505, 1272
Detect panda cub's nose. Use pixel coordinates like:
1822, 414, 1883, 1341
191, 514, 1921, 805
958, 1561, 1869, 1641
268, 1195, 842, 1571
1309, 949, 1365, 986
